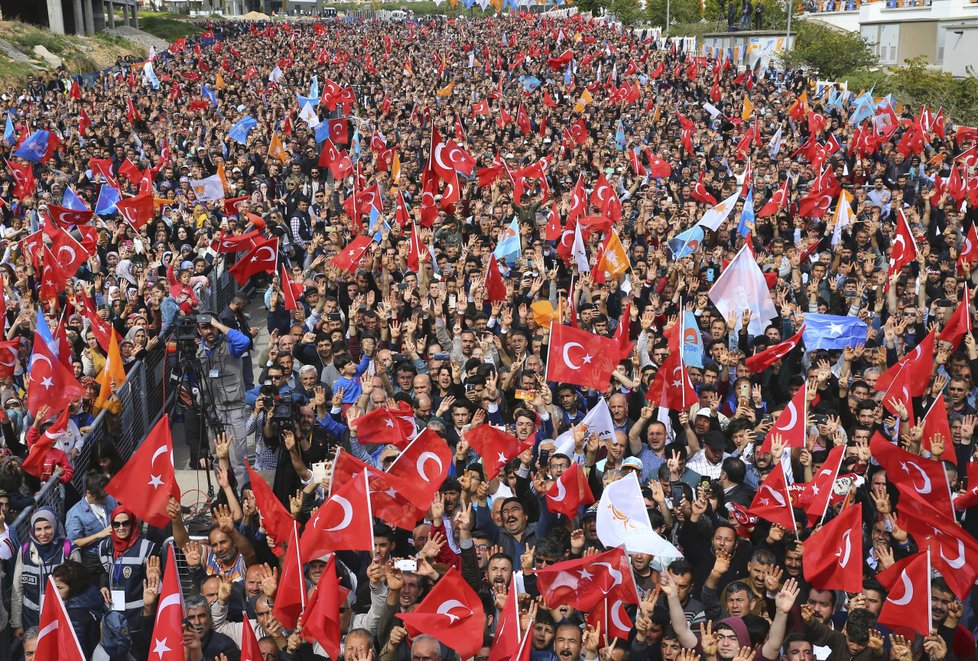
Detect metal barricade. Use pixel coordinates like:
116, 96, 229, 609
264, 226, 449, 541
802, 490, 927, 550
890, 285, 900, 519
160, 535, 210, 598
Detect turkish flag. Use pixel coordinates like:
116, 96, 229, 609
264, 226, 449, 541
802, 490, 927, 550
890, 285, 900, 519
587, 597, 634, 643
748, 463, 795, 530
485, 254, 508, 302
397, 567, 486, 661
115, 193, 155, 229
956, 462, 978, 510
272, 522, 306, 629
0, 339, 19, 379
545, 462, 595, 518
328, 117, 349, 144
804, 444, 845, 524
215, 230, 261, 253
938, 283, 971, 350
241, 613, 264, 660
331, 448, 425, 530
395, 191, 411, 227
147, 545, 184, 661
490, 576, 522, 661
543, 91, 558, 108
567, 118, 589, 145
38, 246, 70, 301
921, 396, 954, 462
887, 209, 919, 282
517, 104, 531, 135
302, 556, 349, 659
746, 325, 804, 373
758, 383, 807, 453
870, 433, 953, 520
331, 234, 374, 274
546, 323, 619, 392
646, 150, 672, 178
300, 471, 374, 558
246, 459, 294, 548
7, 159, 36, 198
797, 189, 834, 219
280, 265, 304, 312
645, 349, 697, 410
22, 407, 70, 479
440, 171, 462, 211
229, 236, 279, 286
46, 204, 93, 227
878, 552, 932, 637
876, 330, 934, 399
26, 331, 83, 417
802, 503, 863, 592
899, 507, 978, 599
465, 424, 532, 481
36, 577, 86, 661
691, 173, 718, 206
444, 140, 477, 176
105, 415, 180, 528
758, 178, 790, 217
352, 401, 415, 447
46, 225, 88, 277
472, 99, 490, 116
387, 428, 452, 510
534, 546, 639, 612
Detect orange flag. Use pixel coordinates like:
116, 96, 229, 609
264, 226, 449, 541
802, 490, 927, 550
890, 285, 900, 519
268, 132, 289, 164
215, 70, 226, 91
216, 161, 229, 191
96, 329, 125, 408
596, 230, 630, 280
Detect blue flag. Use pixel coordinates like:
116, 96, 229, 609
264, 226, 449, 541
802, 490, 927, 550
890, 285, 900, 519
314, 121, 331, 144
227, 116, 257, 145
738, 188, 755, 238
297, 94, 320, 109
493, 216, 522, 265
802, 314, 868, 350
352, 130, 361, 161
14, 130, 50, 162
668, 225, 704, 259
681, 310, 704, 368
36, 309, 58, 358
309, 76, 319, 100
95, 184, 121, 216
520, 76, 542, 93
615, 121, 626, 151
201, 84, 218, 108
62, 186, 87, 211
368, 206, 381, 235
564, 62, 573, 85
3, 114, 13, 146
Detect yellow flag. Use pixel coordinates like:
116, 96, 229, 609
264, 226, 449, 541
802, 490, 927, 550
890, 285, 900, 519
597, 230, 630, 280
392, 151, 401, 183
573, 89, 593, 113
215, 71, 226, 91
96, 331, 126, 408
742, 96, 754, 122
437, 82, 455, 97
268, 132, 288, 164
531, 300, 558, 327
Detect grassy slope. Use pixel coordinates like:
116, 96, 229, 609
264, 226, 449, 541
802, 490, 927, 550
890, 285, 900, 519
139, 12, 204, 41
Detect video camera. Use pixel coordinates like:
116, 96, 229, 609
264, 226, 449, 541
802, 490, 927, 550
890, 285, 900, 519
259, 384, 300, 437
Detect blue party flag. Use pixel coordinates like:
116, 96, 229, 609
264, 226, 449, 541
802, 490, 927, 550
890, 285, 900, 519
14, 130, 50, 162
668, 225, 704, 259
802, 314, 868, 350
95, 184, 121, 216
201, 84, 218, 108
62, 186, 87, 211
493, 216, 522, 265
3, 114, 14, 146
227, 116, 258, 145
737, 188, 755, 238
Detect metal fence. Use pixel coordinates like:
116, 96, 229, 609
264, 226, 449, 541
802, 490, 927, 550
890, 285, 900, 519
16, 267, 241, 534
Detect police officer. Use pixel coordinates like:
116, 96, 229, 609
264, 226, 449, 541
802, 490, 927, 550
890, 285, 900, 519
97, 508, 157, 632
11, 508, 81, 638
195, 314, 251, 486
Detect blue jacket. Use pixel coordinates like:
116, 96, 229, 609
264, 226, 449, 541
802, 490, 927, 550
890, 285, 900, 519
66, 497, 118, 546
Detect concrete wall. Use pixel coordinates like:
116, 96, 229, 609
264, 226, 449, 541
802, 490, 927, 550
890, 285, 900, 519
941, 23, 978, 74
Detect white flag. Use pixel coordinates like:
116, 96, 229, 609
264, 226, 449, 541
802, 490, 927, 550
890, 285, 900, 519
831, 194, 854, 247
597, 473, 683, 560
696, 190, 740, 232
708, 244, 777, 336
299, 101, 320, 129
189, 174, 225, 202
554, 398, 615, 458
571, 220, 590, 273
768, 124, 783, 159
268, 65, 284, 84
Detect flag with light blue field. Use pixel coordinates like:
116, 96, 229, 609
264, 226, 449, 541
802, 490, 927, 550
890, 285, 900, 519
143, 60, 160, 89
3, 114, 14, 145
36, 309, 58, 358
738, 188, 755, 238
802, 314, 868, 350
201, 83, 218, 108
297, 93, 319, 109
227, 116, 257, 145
309, 76, 319, 100
615, 121, 626, 151
493, 216, 521, 265
62, 187, 87, 211
95, 184, 121, 216
314, 121, 331, 144
681, 310, 704, 368
668, 224, 704, 259
521, 76, 542, 93
14, 130, 49, 162
564, 62, 573, 85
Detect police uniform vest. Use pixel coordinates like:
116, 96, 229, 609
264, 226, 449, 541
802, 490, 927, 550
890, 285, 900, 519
99, 538, 156, 612
20, 539, 72, 626
198, 335, 245, 407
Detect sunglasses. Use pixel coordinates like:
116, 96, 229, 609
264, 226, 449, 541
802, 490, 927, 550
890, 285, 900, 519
112, 519, 131, 528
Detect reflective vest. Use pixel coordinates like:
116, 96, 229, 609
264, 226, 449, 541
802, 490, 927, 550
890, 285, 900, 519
20, 540, 72, 624
101, 538, 156, 611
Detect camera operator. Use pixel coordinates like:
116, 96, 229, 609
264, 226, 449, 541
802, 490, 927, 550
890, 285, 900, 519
244, 363, 310, 472
194, 314, 251, 486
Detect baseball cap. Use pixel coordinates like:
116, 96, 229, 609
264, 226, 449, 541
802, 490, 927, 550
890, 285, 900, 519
622, 457, 643, 472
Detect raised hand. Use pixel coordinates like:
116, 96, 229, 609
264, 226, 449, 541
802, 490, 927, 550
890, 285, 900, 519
182, 540, 203, 567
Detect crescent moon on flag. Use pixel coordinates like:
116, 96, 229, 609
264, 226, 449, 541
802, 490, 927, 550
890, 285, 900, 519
941, 538, 967, 569
58, 246, 77, 265
436, 599, 470, 624
903, 461, 932, 494
325, 495, 354, 531
551, 476, 567, 502
253, 246, 276, 263
778, 401, 798, 432
889, 570, 915, 606
611, 599, 630, 632
416, 451, 443, 483
30, 353, 52, 372
433, 142, 454, 173
562, 342, 585, 370
837, 529, 852, 567
151, 444, 168, 468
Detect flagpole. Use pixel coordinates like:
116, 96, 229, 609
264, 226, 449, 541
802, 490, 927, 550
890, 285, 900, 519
329, 446, 343, 498
294, 520, 306, 610
544, 321, 554, 383
818, 447, 843, 526
927, 547, 933, 632
784, 461, 798, 534
365, 470, 375, 556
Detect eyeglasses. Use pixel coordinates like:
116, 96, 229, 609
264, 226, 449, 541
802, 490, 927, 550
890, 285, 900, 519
269, 374, 284, 380
112, 520, 131, 528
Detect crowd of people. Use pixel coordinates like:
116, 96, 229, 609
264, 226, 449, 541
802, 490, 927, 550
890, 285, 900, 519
0, 8, 976, 661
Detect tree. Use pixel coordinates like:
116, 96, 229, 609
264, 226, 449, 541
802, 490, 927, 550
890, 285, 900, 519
610, 0, 643, 24
779, 20, 877, 79
887, 56, 978, 125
